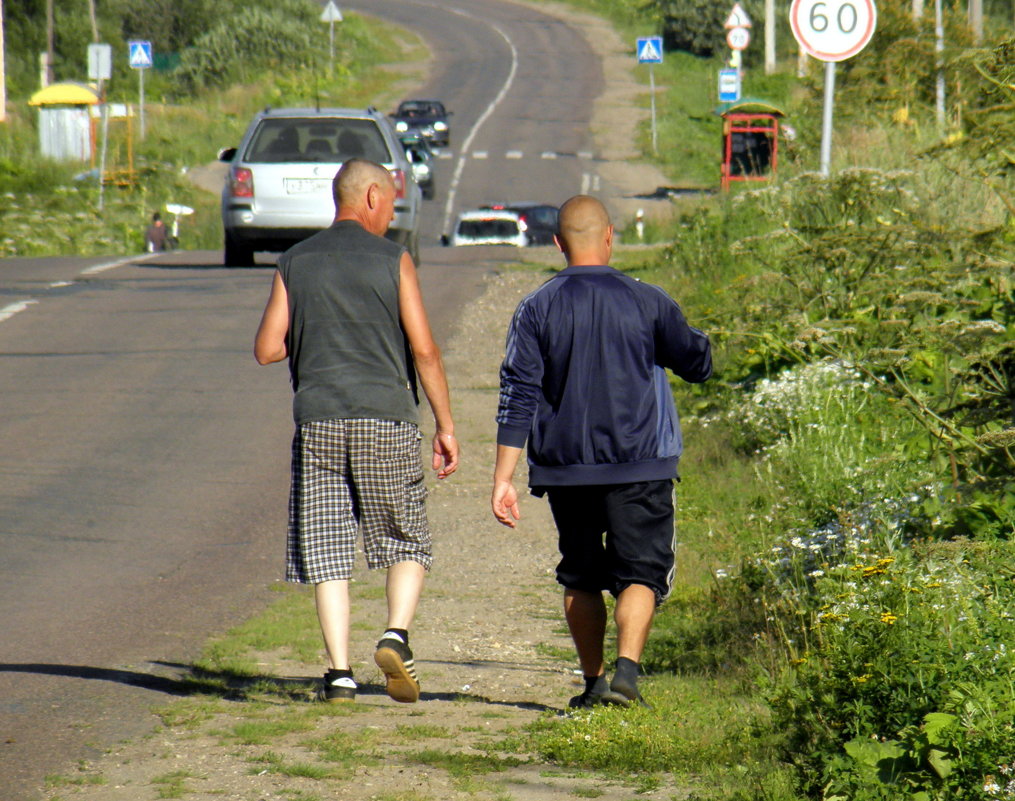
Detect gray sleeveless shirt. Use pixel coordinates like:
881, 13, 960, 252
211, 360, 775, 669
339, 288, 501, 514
277, 220, 418, 425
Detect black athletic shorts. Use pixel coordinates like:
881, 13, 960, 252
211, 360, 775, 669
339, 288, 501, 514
542, 480, 676, 606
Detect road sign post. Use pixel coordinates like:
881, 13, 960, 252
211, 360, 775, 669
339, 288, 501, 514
320, 2, 344, 77
636, 36, 663, 154
128, 41, 153, 140
789, 0, 877, 174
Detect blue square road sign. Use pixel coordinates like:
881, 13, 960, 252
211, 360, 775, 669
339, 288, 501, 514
636, 36, 663, 64
129, 41, 153, 69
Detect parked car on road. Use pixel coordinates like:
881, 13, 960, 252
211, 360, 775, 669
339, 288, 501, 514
481, 203, 558, 245
391, 100, 451, 148
448, 209, 528, 247
219, 107, 422, 266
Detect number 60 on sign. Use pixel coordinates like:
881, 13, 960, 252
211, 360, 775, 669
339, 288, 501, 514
789, 0, 876, 61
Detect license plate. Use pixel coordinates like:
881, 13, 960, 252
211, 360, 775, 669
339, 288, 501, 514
284, 178, 330, 194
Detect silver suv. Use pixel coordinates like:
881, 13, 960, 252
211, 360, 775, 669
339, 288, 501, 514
219, 107, 422, 266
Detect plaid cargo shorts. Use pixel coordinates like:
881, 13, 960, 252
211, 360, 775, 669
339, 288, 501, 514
286, 418, 431, 584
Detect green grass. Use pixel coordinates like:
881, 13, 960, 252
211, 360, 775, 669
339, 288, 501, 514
248, 751, 334, 779
151, 769, 198, 798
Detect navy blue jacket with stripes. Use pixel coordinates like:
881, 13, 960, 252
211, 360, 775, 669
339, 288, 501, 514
496, 264, 712, 488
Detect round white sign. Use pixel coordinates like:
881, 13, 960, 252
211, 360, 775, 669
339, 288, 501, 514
789, 0, 876, 61
727, 26, 751, 51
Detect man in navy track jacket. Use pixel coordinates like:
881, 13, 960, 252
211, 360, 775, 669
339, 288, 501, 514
491, 195, 712, 708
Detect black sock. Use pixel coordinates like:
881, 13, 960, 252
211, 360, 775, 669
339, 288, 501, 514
383, 628, 409, 645
584, 674, 609, 695
614, 657, 640, 686
325, 668, 354, 682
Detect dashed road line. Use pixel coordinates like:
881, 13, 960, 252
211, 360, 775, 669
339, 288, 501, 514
0, 300, 39, 323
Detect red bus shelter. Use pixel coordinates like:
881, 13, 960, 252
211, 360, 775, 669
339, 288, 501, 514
717, 99, 785, 191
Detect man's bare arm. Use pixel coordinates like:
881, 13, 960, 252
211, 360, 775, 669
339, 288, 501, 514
254, 271, 290, 365
399, 251, 459, 478
491, 444, 523, 527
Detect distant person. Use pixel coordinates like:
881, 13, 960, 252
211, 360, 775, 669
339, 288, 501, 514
490, 195, 712, 708
144, 212, 167, 252
254, 158, 459, 704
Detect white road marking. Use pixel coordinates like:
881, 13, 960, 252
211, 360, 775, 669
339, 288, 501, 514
437, 151, 453, 159
541, 151, 557, 159
472, 151, 489, 159
578, 150, 593, 159
592, 174, 601, 191
80, 253, 157, 275
0, 300, 39, 323
505, 150, 523, 159
49, 280, 74, 288
440, 10, 520, 236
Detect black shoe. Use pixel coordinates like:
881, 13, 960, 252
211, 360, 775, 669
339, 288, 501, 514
321, 669, 356, 702
568, 689, 631, 709
374, 635, 420, 703
609, 675, 650, 708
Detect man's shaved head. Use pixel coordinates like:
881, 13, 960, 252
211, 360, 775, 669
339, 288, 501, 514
555, 195, 613, 265
333, 158, 394, 209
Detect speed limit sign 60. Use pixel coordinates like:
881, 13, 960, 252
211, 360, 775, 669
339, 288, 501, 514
789, 0, 876, 61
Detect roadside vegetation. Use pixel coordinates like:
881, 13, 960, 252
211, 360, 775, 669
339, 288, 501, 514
522, 1, 1015, 799
0, 0, 425, 257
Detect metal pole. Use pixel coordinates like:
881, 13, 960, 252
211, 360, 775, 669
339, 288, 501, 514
0, 0, 6, 122
935, 0, 946, 128
329, 21, 335, 77
97, 101, 109, 210
819, 60, 835, 176
139, 67, 145, 140
765, 0, 776, 74
649, 64, 657, 154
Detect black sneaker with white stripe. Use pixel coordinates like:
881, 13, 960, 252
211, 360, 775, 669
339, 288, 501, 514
321, 669, 357, 702
373, 632, 420, 703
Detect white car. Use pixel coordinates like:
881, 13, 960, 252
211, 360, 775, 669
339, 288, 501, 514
449, 209, 528, 247
219, 107, 422, 266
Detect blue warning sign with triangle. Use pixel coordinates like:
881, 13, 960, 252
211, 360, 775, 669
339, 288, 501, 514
129, 40, 153, 69
636, 36, 663, 64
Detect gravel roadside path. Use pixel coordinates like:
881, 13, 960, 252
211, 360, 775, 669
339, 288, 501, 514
38, 4, 689, 799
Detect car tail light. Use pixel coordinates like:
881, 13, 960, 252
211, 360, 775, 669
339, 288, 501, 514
390, 168, 407, 200
230, 167, 254, 198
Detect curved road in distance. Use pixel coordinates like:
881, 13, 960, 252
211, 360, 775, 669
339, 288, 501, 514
0, 2, 604, 798
341, 0, 604, 241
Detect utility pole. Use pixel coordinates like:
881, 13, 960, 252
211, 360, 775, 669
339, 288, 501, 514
765, 0, 776, 73
0, 0, 7, 122
87, 0, 98, 42
45, 0, 54, 84
968, 0, 983, 43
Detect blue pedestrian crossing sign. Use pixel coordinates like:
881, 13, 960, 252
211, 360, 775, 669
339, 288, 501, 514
129, 41, 153, 69
636, 36, 663, 64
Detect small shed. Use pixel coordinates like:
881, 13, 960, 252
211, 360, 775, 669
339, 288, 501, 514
28, 82, 100, 163
715, 98, 785, 191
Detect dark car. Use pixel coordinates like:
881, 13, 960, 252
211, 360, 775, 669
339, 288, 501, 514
391, 100, 451, 147
481, 203, 558, 246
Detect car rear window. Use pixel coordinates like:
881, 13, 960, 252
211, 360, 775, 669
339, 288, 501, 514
458, 219, 520, 238
244, 118, 391, 164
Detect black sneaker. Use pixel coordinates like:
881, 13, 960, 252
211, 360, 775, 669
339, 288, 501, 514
374, 635, 420, 703
568, 689, 631, 709
321, 669, 356, 702
609, 675, 650, 708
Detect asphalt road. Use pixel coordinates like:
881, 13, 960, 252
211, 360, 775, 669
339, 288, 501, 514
0, 1, 600, 797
